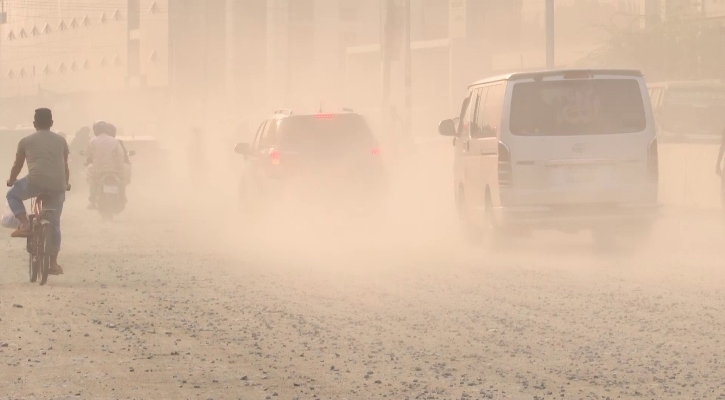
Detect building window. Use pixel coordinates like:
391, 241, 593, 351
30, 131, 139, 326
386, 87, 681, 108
112, 9, 121, 21
31, 26, 40, 36
58, 63, 67, 73
58, 21, 67, 31
7, 69, 14, 79
18, 28, 27, 38
42, 23, 52, 34
149, 1, 158, 14
83, 60, 91, 70
7, 30, 15, 40
43, 65, 51, 75
70, 18, 78, 28
81, 15, 90, 27
113, 56, 123, 66
19, 68, 26, 78
99, 57, 107, 68
71, 61, 78, 71
101, 12, 108, 23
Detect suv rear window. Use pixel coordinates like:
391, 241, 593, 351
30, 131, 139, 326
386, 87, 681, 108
509, 79, 647, 136
278, 114, 374, 151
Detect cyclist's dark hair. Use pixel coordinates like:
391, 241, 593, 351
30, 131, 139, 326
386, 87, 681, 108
34, 108, 53, 130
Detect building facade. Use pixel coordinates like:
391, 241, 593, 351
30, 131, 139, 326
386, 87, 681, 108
0, 0, 170, 131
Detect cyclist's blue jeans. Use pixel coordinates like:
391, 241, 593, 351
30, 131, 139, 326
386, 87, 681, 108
6, 177, 65, 254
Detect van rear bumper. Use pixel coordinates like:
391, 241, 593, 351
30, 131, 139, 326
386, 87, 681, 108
493, 202, 661, 230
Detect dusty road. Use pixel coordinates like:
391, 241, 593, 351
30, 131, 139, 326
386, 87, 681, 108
2, 151, 725, 400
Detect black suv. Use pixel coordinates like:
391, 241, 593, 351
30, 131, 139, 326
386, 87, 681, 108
234, 110, 386, 218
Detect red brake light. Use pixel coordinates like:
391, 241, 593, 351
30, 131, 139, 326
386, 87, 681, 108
269, 149, 280, 164
371, 148, 381, 155
314, 114, 334, 119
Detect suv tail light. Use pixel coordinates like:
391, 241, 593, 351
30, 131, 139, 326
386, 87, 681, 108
498, 142, 512, 188
371, 147, 381, 156
269, 149, 281, 165
647, 138, 658, 183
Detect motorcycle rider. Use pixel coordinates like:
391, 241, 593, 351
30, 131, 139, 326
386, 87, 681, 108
106, 123, 132, 188
6, 108, 69, 275
70, 126, 91, 155
86, 121, 125, 210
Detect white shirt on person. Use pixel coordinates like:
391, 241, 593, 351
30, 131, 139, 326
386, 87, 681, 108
87, 133, 124, 176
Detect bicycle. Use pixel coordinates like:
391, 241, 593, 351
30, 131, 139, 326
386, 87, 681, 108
26, 194, 57, 285
22, 184, 70, 286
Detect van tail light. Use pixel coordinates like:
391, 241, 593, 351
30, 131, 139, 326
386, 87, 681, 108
647, 138, 658, 183
498, 142, 512, 188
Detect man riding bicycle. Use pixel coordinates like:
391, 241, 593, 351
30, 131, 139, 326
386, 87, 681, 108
6, 108, 69, 276
86, 121, 126, 209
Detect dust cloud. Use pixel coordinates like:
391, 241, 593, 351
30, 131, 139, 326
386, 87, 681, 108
2, 1, 725, 399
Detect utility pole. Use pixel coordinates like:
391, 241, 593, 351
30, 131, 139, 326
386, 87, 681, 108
381, 0, 393, 142
403, 0, 411, 145
546, 0, 555, 69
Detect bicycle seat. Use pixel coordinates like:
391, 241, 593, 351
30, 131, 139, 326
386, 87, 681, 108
35, 194, 57, 213
36, 193, 53, 202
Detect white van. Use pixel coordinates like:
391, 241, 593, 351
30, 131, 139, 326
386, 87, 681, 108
439, 69, 660, 249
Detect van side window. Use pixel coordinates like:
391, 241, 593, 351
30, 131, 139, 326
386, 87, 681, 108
459, 90, 477, 137
469, 87, 484, 137
481, 83, 506, 138
473, 87, 489, 137
457, 93, 472, 135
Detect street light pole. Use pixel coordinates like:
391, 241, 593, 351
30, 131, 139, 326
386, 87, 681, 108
403, 0, 411, 144
546, 0, 555, 69
381, 0, 392, 141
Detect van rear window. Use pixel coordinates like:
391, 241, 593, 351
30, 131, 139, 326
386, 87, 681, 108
509, 79, 646, 136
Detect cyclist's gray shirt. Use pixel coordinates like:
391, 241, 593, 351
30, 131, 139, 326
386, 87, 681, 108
17, 130, 69, 192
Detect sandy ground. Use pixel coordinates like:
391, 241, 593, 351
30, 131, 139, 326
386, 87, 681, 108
2, 145, 725, 400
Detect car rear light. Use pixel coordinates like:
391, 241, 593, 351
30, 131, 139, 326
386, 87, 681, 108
498, 142, 512, 188
647, 138, 658, 183
314, 114, 334, 119
269, 149, 281, 165
371, 147, 381, 156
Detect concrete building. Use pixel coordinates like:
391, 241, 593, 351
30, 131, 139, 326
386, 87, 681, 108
0, 0, 170, 132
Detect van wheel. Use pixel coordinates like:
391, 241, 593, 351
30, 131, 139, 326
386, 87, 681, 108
457, 189, 483, 245
483, 194, 509, 252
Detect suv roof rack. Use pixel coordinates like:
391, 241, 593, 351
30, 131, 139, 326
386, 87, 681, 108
273, 109, 293, 115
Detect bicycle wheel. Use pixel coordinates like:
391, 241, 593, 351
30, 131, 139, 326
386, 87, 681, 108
39, 225, 52, 286
29, 252, 40, 283
29, 224, 41, 283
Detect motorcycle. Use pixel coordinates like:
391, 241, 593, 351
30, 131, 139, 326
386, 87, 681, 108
96, 173, 126, 220
85, 149, 135, 220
